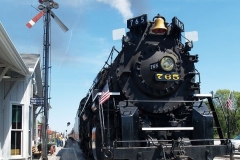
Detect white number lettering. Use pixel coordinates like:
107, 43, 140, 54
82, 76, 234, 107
141, 16, 144, 23
135, 18, 139, 25
130, 20, 133, 26
151, 63, 158, 70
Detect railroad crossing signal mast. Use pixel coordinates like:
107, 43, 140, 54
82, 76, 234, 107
26, 0, 68, 159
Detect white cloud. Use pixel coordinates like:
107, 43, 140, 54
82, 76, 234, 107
96, 0, 133, 22
57, 0, 84, 8
57, 0, 97, 9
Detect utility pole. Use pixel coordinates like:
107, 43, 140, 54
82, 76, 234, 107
42, 7, 50, 159
26, 1, 68, 159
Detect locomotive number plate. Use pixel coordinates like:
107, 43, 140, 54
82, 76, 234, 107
127, 14, 147, 29
155, 73, 180, 81
172, 17, 184, 32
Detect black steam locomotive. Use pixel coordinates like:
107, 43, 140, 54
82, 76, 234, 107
78, 14, 233, 160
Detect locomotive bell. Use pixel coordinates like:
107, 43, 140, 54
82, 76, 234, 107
152, 14, 168, 34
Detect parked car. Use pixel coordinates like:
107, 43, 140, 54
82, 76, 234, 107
231, 135, 240, 150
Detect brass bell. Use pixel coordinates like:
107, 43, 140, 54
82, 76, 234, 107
152, 14, 167, 34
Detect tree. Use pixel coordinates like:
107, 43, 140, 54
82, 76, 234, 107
213, 89, 240, 138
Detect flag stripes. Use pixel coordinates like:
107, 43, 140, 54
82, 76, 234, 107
225, 91, 233, 110
99, 82, 110, 105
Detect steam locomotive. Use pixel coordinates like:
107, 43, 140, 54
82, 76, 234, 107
78, 14, 233, 160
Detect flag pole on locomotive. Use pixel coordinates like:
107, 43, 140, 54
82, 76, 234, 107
99, 81, 111, 149
225, 91, 233, 140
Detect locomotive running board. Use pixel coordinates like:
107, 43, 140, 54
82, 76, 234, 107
142, 127, 194, 131
193, 94, 212, 98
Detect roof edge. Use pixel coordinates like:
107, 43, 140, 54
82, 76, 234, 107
0, 22, 29, 75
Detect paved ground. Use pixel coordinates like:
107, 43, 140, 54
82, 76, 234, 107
33, 139, 240, 160
56, 138, 89, 160
33, 138, 89, 160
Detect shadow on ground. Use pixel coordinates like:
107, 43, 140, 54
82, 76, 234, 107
57, 137, 90, 160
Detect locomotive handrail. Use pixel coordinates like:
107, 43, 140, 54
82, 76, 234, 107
79, 92, 121, 117
92, 92, 120, 102
207, 97, 225, 144
193, 94, 225, 143
125, 100, 202, 103
111, 138, 229, 146
79, 92, 92, 116
123, 94, 212, 103
80, 47, 120, 117
142, 127, 194, 131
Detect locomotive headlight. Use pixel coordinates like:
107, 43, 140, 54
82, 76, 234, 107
160, 56, 175, 71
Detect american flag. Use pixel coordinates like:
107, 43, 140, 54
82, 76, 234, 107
225, 91, 233, 110
99, 82, 110, 105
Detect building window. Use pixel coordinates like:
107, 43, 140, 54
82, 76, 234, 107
11, 105, 22, 156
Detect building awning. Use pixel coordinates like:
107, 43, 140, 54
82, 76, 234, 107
0, 22, 29, 81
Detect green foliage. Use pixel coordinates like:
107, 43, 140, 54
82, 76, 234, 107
213, 89, 240, 138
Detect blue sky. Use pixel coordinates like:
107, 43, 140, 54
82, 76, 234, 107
1, 0, 239, 134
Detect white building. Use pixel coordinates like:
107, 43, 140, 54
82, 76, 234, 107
0, 22, 43, 159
